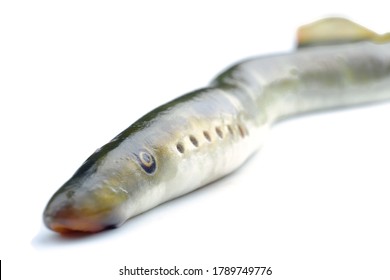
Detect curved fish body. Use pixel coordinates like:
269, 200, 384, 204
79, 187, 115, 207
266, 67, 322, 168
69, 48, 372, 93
44, 18, 390, 233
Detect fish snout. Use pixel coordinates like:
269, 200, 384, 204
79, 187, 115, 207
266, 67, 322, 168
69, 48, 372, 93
43, 186, 126, 233
43, 204, 113, 233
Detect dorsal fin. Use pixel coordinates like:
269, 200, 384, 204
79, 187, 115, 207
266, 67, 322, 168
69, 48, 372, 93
297, 17, 390, 48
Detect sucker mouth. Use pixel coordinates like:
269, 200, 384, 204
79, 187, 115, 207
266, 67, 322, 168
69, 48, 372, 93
44, 208, 106, 233
45, 217, 108, 233
48, 222, 107, 234
43, 200, 122, 233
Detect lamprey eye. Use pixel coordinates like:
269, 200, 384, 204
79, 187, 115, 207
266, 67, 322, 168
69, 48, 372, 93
137, 150, 156, 174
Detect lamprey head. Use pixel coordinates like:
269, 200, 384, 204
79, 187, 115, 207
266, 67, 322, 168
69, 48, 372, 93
43, 88, 242, 233
43, 172, 130, 233
43, 132, 165, 233
44, 158, 124, 233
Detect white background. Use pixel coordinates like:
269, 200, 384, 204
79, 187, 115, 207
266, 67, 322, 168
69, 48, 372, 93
1, 1, 390, 279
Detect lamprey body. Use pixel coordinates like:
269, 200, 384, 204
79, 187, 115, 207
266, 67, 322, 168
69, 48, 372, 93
44, 18, 390, 233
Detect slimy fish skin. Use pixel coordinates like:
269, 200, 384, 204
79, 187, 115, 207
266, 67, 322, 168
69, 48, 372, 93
43, 18, 390, 233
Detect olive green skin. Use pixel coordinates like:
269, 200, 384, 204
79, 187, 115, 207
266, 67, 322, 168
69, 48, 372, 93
44, 42, 390, 233
43, 88, 262, 233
